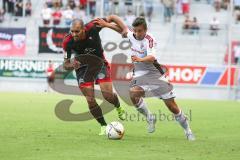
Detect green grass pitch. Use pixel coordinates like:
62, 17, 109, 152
0, 92, 239, 160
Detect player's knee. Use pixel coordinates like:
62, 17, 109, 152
129, 89, 141, 98
129, 94, 140, 106
102, 92, 114, 102
86, 97, 97, 107
129, 88, 136, 97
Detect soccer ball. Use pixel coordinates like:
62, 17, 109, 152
106, 121, 124, 140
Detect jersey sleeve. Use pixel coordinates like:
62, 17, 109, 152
145, 35, 157, 57
126, 28, 134, 40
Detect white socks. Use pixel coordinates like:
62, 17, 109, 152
136, 99, 191, 133
174, 110, 191, 133
136, 98, 151, 119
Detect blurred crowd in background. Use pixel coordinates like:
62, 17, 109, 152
0, 0, 239, 26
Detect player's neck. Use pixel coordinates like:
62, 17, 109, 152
133, 34, 146, 41
79, 30, 87, 40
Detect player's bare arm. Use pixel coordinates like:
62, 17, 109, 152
96, 15, 128, 37
106, 15, 128, 32
93, 18, 122, 33
131, 55, 156, 63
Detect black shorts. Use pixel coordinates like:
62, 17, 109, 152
76, 62, 111, 88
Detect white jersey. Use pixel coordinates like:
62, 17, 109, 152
127, 29, 160, 78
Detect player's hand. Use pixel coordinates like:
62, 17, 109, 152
131, 55, 142, 62
121, 29, 128, 38
93, 18, 109, 28
73, 60, 81, 70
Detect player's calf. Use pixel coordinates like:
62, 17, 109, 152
135, 98, 156, 133
163, 98, 195, 140
89, 104, 107, 127
174, 110, 195, 141
130, 86, 156, 133
102, 92, 126, 120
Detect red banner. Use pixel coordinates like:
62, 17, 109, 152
110, 63, 238, 86
0, 28, 26, 57
166, 65, 206, 84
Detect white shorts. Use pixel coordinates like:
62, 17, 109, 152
130, 75, 176, 99
137, 84, 176, 99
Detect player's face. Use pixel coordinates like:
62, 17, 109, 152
133, 25, 147, 40
70, 24, 85, 41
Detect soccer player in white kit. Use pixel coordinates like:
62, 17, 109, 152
94, 16, 195, 140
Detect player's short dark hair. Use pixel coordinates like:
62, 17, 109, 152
71, 19, 84, 28
132, 17, 147, 29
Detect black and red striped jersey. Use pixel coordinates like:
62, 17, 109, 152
62, 19, 106, 60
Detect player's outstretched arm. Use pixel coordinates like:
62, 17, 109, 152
131, 55, 156, 63
93, 18, 122, 33
106, 15, 128, 37
94, 15, 128, 37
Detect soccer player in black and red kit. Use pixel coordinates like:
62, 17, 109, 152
62, 16, 125, 135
